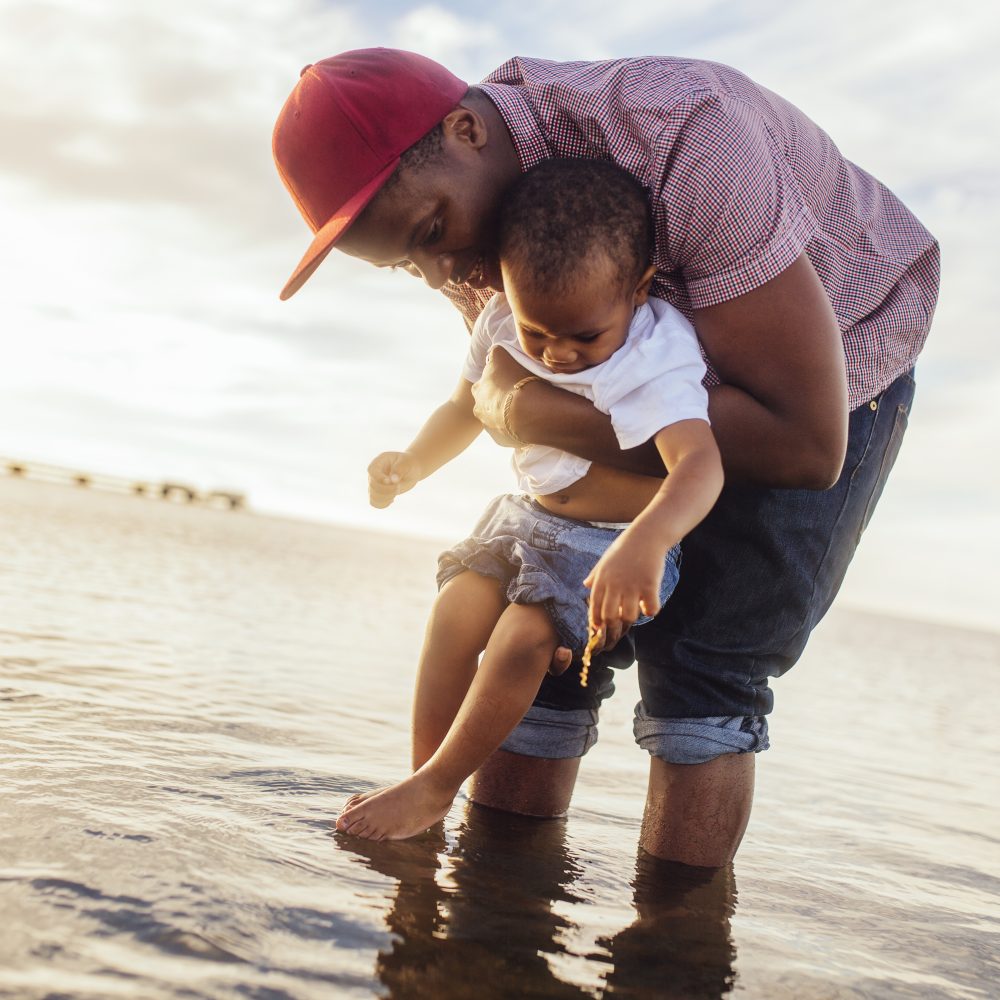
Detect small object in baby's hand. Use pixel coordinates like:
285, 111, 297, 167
580, 625, 604, 688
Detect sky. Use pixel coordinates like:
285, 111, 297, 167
1, 0, 998, 631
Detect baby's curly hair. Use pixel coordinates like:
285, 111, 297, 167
498, 158, 653, 298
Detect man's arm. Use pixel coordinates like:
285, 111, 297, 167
476, 255, 849, 489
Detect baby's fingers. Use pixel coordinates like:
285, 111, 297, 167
368, 488, 396, 509
638, 592, 662, 618
598, 588, 625, 631
367, 474, 399, 508
618, 592, 642, 628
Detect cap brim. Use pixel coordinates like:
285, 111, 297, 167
279, 158, 399, 300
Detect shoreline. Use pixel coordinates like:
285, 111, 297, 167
2, 472, 996, 641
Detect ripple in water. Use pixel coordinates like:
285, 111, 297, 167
1, 478, 998, 998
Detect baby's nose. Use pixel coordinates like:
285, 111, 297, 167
545, 344, 577, 364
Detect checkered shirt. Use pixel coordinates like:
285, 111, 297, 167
441, 56, 940, 409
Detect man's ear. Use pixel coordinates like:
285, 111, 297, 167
442, 105, 488, 151
633, 263, 657, 305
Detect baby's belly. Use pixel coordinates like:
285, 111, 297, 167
533, 463, 662, 523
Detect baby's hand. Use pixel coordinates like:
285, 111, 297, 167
583, 532, 666, 646
367, 451, 422, 508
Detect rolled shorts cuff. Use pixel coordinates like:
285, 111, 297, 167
633, 702, 770, 764
501, 704, 599, 760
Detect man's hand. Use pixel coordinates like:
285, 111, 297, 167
549, 646, 573, 676
471, 347, 532, 446
367, 451, 422, 508
584, 531, 668, 649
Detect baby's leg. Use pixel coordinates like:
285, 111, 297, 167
412, 571, 507, 770
337, 571, 505, 825
337, 602, 559, 841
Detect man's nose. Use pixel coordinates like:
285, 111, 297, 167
409, 250, 454, 290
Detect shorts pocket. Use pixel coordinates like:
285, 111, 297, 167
529, 518, 566, 552
858, 402, 909, 542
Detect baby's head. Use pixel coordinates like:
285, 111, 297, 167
498, 158, 655, 375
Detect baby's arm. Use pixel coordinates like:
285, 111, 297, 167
368, 378, 482, 508
584, 418, 723, 634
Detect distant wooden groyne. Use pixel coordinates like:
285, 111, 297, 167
2, 458, 246, 510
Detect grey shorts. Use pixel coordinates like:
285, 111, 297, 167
437, 493, 680, 657
437, 493, 767, 766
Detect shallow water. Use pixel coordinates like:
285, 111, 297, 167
1, 477, 998, 998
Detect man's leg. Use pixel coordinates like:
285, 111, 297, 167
640, 754, 754, 866
470, 751, 581, 818
634, 371, 917, 865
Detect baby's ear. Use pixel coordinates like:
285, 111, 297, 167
633, 264, 657, 305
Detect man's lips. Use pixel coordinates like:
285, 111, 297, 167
452, 254, 496, 290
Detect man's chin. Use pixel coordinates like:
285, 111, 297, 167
462, 255, 502, 292
482, 260, 504, 293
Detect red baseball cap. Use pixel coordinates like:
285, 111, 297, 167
273, 48, 467, 300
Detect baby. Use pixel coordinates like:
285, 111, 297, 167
337, 158, 723, 841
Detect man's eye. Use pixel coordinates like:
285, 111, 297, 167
422, 220, 442, 246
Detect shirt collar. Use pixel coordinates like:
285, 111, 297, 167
476, 81, 552, 173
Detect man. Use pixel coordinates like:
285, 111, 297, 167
272, 48, 938, 867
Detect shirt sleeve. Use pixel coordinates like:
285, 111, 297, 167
440, 283, 495, 333
653, 92, 817, 308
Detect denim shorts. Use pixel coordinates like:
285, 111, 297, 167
437, 493, 681, 656
496, 369, 917, 765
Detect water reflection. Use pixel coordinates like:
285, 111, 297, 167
339, 806, 737, 999
601, 854, 737, 998
343, 805, 588, 998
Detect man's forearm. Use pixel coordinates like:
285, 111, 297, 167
706, 384, 845, 488
509, 381, 845, 488
507, 381, 662, 475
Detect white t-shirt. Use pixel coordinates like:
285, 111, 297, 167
463, 294, 709, 495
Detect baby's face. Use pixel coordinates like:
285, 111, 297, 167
502, 259, 649, 375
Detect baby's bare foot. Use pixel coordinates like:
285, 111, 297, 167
336, 772, 457, 841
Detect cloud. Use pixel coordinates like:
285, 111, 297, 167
389, 5, 503, 75
1, 0, 998, 626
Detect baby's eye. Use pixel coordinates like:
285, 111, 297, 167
575, 333, 600, 343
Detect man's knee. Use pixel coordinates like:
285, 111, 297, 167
633, 705, 769, 764
470, 749, 580, 818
